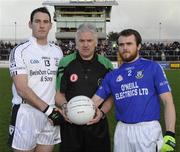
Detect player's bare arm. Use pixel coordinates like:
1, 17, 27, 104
160, 91, 176, 152
160, 92, 176, 133
100, 96, 113, 114
13, 74, 48, 111
13, 74, 64, 126
91, 94, 104, 107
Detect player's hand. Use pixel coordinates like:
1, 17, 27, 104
43, 105, 65, 126
161, 131, 176, 152
87, 108, 103, 125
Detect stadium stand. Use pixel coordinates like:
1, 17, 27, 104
0, 40, 180, 62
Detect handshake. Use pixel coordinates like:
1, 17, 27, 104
161, 131, 176, 152
43, 105, 65, 126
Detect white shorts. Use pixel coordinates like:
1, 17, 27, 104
114, 121, 163, 152
8, 104, 61, 151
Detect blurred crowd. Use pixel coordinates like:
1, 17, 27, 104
1, 40, 180, 61
0, 41, 17, 60
140, 41, 180, 61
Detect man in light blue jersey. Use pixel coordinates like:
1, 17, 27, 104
91, 29, 176, 152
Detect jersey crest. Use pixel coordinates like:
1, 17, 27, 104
135, 70, 144, 79
70, 74, 78, 82
116, 75, 123, 82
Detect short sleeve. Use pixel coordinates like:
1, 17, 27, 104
9, 47, 27, 77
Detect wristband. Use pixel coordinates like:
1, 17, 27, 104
43, 105, 53, 116
43, 105, 65, 126
165, 131, 175, 138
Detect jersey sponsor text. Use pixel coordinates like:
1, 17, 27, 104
115, 81, 149, 100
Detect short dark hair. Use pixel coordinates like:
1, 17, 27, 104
30, 7, 51, 22
118, 29, 142, 46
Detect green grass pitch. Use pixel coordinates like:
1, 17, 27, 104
0, 68, 179, 152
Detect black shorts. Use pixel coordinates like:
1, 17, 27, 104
60, 117, 111, 152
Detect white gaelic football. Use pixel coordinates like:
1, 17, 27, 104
67, 95, 96, 125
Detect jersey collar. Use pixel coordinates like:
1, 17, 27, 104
77, 52, 97, 64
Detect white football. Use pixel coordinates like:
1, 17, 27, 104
67, 95, 96, 125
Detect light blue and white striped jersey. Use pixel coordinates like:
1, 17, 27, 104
96, 58, 171, 123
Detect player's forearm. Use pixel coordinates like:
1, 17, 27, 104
164, 101, 176, 132
92, 94, 104, 108
13, 75, 48, 111
160, 92, 176, 132
18, 86, 48, 111
100, 96, 113, 114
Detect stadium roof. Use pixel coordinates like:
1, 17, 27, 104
43, 0, 118, 6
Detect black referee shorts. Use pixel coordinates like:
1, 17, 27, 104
59, 117, 111, 152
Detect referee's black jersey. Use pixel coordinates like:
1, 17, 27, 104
56, 52, 113, 101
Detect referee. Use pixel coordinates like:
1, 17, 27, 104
55, 23, 113, 152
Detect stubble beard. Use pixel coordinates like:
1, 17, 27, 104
119, 50, 138, 62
